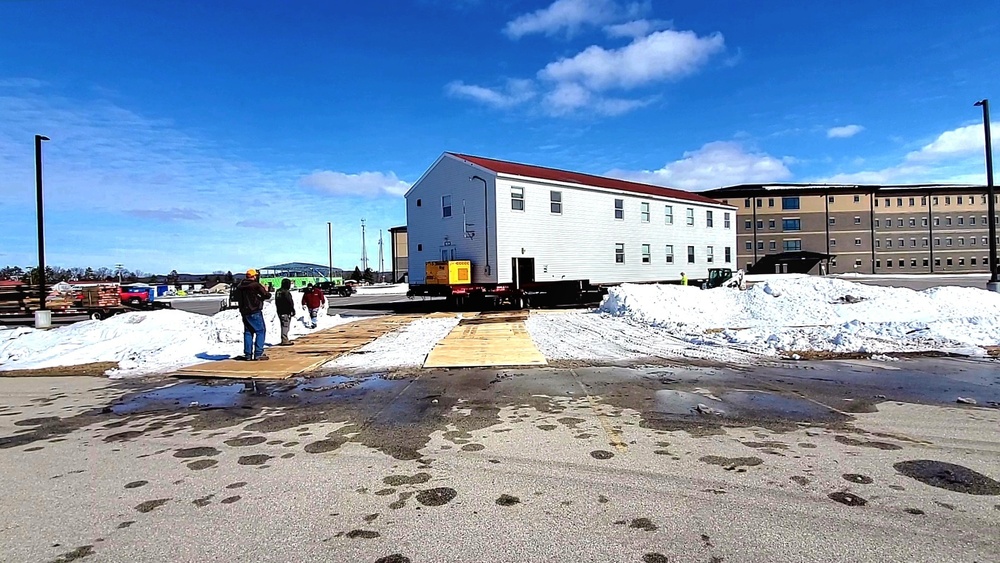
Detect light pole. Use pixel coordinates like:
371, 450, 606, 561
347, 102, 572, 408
470, 175, 491, 275
975, 99, 999, 291
327, 222, 333, 281
115, 263, 124, 284
34, 134, 50, 326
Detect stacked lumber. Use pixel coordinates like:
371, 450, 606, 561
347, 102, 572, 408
77, 285, 120, 307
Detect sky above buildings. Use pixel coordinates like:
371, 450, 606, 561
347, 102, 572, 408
1, 0, 998, 273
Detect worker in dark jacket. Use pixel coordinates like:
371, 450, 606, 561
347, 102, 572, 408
275, 278, 295, 346
235, 268, 272, 360
301, 283, 326, 329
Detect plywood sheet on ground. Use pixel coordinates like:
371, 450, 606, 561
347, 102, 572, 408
172, 315, 423, 379
423, 313, 547, 368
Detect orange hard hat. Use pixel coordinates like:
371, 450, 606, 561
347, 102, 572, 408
246, 268, 258, 277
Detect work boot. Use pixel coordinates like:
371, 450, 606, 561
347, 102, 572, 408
256, 354, 270, 361
279, 340, 294, 346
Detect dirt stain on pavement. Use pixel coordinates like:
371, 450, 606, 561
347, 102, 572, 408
699, 456, 763, 470
461, 443, 485, 452
629, 518, 658, 532
642, 554, 669, 563
104, 431, 144, 443
375, 554, 411, 563
828, 492, 867, 506
383, 473, 431, 486
894, 460, 1000, 495
415, 487, 457, 506
346, 530, 380, 539
14, 416, 61, 427
238, 454, 273, 466
227, 482, 247, 489
835, 435, 902, 451
496, 494, 520, 506
117, 521, 134, 529
905, 508, 925, 515
135, 498, 170, 513
842, 473, 873, 484
124, 480, 148, 489
192, 494, 214, 507
790, 476, 810, 486
303, 437, 348, 454
221, 495, 241, 504
364, 513, 379, 522
590, 450, 615, 460
374, 488, 396, 496
224, 436, 267, 447
172, 447, 220, 458
537, 424, 557, 431
48, 544, 94, 562
389, 492, 414, 509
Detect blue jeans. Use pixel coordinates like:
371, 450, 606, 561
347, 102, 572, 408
242, 311, 266, 359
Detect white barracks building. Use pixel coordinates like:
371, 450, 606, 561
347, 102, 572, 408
405, 153, 737, 287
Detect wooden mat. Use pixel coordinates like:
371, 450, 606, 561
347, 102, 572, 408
172, 315, 424, 379
423, 312, 547, 368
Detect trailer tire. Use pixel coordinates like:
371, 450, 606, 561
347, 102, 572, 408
127, 297, 142, 306
89, 311, 104, 321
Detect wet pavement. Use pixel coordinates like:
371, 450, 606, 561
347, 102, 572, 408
0, 356, 998, 562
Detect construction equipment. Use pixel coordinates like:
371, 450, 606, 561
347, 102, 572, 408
702, 268, 746, 290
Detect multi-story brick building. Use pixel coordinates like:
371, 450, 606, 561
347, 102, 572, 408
702, 184, 999, 275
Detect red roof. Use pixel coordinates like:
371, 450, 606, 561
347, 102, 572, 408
450, 153, 725, 206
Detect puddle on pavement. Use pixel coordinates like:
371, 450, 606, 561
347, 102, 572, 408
894, 460, 1000, 495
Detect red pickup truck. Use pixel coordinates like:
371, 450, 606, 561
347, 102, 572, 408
119, 286, 152, 306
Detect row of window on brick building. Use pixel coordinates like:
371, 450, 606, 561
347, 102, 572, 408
745, 215, 999, 231
738, 194, 999, 209
746, 236, 1000, 252
614, 244, 733, 265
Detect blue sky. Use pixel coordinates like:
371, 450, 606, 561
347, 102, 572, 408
1, 0, 998, 274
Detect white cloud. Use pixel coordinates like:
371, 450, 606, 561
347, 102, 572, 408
539, 29, 725, 91
603, 18, 671, 38
299, 170, 410, 198
827, 124, 864, 138
541, 82, 652, 115
607, 141, 793, 191
904, 123, 993, 162
504, 0, 620, 39
445, 79, 536, 108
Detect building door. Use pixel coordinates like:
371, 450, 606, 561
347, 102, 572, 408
512, 257, 535, 289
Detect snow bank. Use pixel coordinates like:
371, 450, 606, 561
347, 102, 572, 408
322, 316, 460, 373
354, 283, 409, 296
0, 297, 356, 377
597, 277, 1000, 356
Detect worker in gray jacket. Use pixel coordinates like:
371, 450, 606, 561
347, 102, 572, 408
275, 278, 295, 346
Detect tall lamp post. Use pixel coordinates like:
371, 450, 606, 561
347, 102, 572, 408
34, 134, 51, 327
327, 222, 334, 281
975, 99, 999, 292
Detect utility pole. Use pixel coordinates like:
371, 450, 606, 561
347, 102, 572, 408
34, 134, 50, 327
327, 222, 333, 280
360, 219, 368, 272
974, 99, 998, 292
115, 263, 124, 284
378, 230, 384, 283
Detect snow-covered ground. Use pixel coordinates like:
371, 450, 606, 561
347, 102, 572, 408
2, 277, 997, 378
354, 283, 409, 296
0, 291, 356, 377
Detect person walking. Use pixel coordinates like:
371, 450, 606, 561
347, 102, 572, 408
680, 272, 688, 286
235, 268, 272, 360
275, 278, 295, 346
301, 283, 326, 329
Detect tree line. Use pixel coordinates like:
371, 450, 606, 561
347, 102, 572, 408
0, 265, 237, 287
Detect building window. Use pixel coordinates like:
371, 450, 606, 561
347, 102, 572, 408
855, 238, 862, 246
665, 245, 674, 263
935, 258, 941, 266
897, 218, 903, 227
875, 219, 880, 227
923, 258, 929, 267
768, 198, 775, 207
886, 259, 893, 268
706, 210, 714, 227
725, 247, 732, 263
959, 258, 966, 266
756, 220, 763, 229
972, 237, 977, 245
854, 195, 861, 203
922, 238, 928, 247
971, 216, 977, 225
875, 260, 881, 268
855, 259, 863, 267
829, 217, 836, 225
769, 219, 776, 229
417, 244, 422, 251
958, 196, 963, 204
641, 244, 651, 264
934, 217, 940, 226
959, 237, 965, 246
783, 240, 802, 252
707, 246, 714, 263
757, 241, 764, 250
887, 239, 892, 247
550, 191, 562, 214
782, 197, 800, 210
898, 259, 904, 268
947, 258, 953, 266
512, 187, 524, 211
933, 197, 939, 205
897, 198, 903, 206
614, 198, 624, 219
687, 246, 695, 263
909, 258, 916, 267
416, 199, 422, 207
945, 196, 951, 205
958, 217, 964, 225
442, 195, 453, 218
828, 195, 835, 203
935, 238, 940, 246
686, 208, 695, 226
875, 199, 879, 207
909, 218, 916, 227
921, 196, 927, 205
985, 237, 990, 245
769, 241, 777, 250
946, 237, 953, 246
665, 205, 674, 225
756, 198, 763, 207
744, 219, 752, 230
922, 217, 928, 227
885, 198, 891, 207
724, 212, 731, 228
744, 198, 751, 208
854, 216, 861, 224
640, 202, 650, 222
875, 240, 881, 248
615, 243, 625, 263
745, 241, 752, 251
830, 239, 837, 246
898, 238, 904, 247
909, 197, 915, 206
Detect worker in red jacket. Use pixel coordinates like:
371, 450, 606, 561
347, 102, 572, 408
301, 283, 326, 329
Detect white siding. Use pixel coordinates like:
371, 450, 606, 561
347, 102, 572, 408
492, 176, 736, 284
405, 155, 498, 284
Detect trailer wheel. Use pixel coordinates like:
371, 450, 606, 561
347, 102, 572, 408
89, 311, 104, 321
127, 297, 142, 306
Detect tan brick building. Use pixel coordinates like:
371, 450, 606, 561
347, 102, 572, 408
702, 184, 999, 274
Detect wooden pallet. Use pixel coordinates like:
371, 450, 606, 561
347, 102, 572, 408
423, 312, 547, 368
171, 314, 424, 380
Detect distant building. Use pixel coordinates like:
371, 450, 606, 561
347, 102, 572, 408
389, 226, 408, 283
702, 183, 999, 274
258, 262, 345, 289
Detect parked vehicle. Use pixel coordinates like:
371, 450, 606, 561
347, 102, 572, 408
318, 281, 355, 297
119, 285, 153, 306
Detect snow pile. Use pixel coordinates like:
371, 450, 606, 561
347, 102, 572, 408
354, 283, 409, 296
597, 277, 1000, 356
322, 316, 461, 373
0, 298, 356, 377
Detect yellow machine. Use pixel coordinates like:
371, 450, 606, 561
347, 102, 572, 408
425, 260, 472, 285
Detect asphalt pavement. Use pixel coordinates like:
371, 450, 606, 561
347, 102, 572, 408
1, 357, 997, 562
